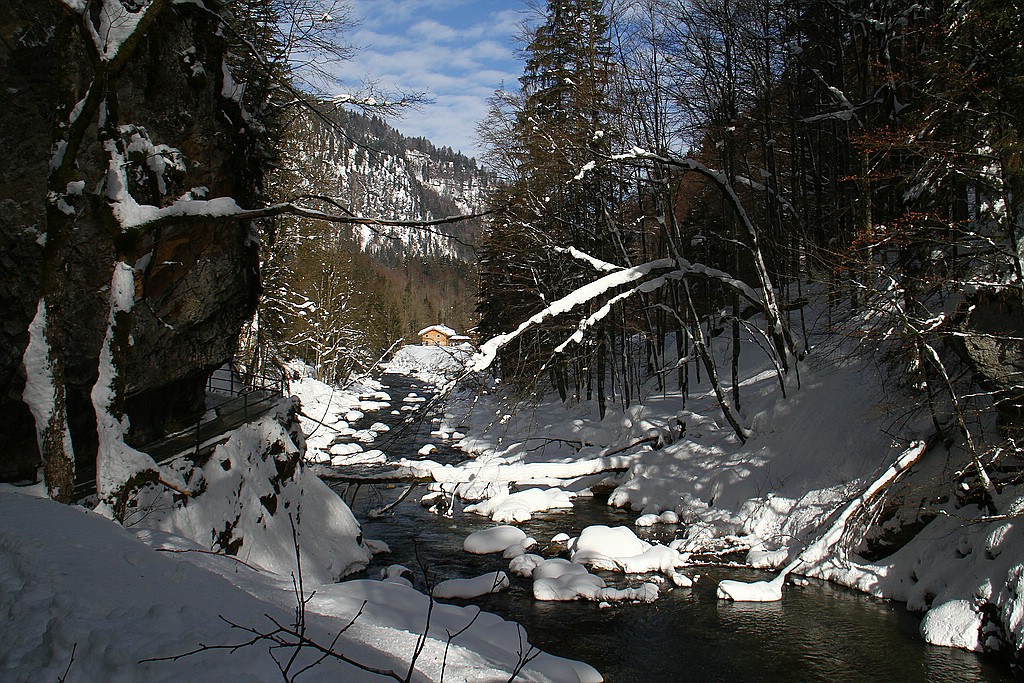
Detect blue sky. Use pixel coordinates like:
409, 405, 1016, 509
336, 0, 530, 160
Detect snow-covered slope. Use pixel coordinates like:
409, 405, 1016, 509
127, 404, 372, 584
383, 343, 473, 384
0, 485, 601, 682
0, 390, 602, 683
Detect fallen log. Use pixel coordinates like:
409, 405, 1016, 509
313, 454, 638, 486
717, 439, 929, 602
314, 435, 658, 486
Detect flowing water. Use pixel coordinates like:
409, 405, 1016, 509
330, 374, 1014, 682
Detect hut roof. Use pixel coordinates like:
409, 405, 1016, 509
418, 324, 458, 337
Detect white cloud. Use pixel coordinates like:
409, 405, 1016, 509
408, 19, 462, 42
323, 1, 526, 158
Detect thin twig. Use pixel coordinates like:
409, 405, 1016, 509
57, 643, 76, 683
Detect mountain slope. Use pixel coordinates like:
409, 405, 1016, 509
283, 105, 493, 264
250, 105, 492, 380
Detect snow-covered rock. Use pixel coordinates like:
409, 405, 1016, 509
130, 407, 371, 583
920, 600, 982, 651
465, 487, 574, 523
464, 525, 527, 555
717, 575, 786, 602
569, 525, 650, 568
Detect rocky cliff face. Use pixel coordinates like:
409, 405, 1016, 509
0, 1, 260, 480
957, 292, 1024, 424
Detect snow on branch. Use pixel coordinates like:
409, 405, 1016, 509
99, 146, 491, 233
471, 254, 766, 372
554, 246, 623, 273
554, 274, 672, 353
591, 148, 795, 372
799, 67, 864, 128
471, 258, 675, 372
552, 259, 765, 355
107, 194, 491, 232
85, 0, 167, 64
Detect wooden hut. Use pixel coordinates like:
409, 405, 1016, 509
418, 324, 457, 346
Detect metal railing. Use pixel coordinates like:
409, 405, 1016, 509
74, 363, 288, 499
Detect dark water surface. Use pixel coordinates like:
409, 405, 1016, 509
332, 374, 1014, 683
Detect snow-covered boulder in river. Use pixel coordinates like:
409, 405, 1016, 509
384, 344, 472, 384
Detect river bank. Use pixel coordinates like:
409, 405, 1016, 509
314, 336, 1023, 678
318, 364, 1014, 681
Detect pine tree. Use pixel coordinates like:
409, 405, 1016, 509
478, 0, 621, 410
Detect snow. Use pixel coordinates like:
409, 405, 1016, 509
383, 344, 472, 384
92, 261, 185, 503
569, 525, 649, 565
464, 525, 527, 554
433, 572, 511, 600
528, 557, 660, 604
20, 300, 73, 465
533, 567, 606, 602
470, 258, 677, 372
458, 523, 681, 607
0, 487, 601, 683
920, 600, 982, 651
221, 58, 243, 102
635, 510, 679, 526
567, 526, 686, 575
285, 371, 388, 462
417, 324, 458, 337
509, 553, 546, 578
15, 273, 1018, 678
717, 576, 786, 602
129, 407, 372, 584
432, 285, 1024, 659
87, 0, 150, 62
464, 487, 575, 523
717, 440, 927, 603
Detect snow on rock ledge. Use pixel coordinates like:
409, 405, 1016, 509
131, 404, 372, 583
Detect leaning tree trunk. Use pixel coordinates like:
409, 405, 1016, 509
23, 8, 86, 502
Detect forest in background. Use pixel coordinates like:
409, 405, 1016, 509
8, 0, 1022, 527
475, 0, 1024, 475
0, 0, 498, 505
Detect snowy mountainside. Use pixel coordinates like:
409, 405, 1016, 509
283, 105, 493, 263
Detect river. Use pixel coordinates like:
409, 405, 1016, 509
330, 373, 1014, 682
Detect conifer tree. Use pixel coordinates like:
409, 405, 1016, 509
478, 0, 621, 410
